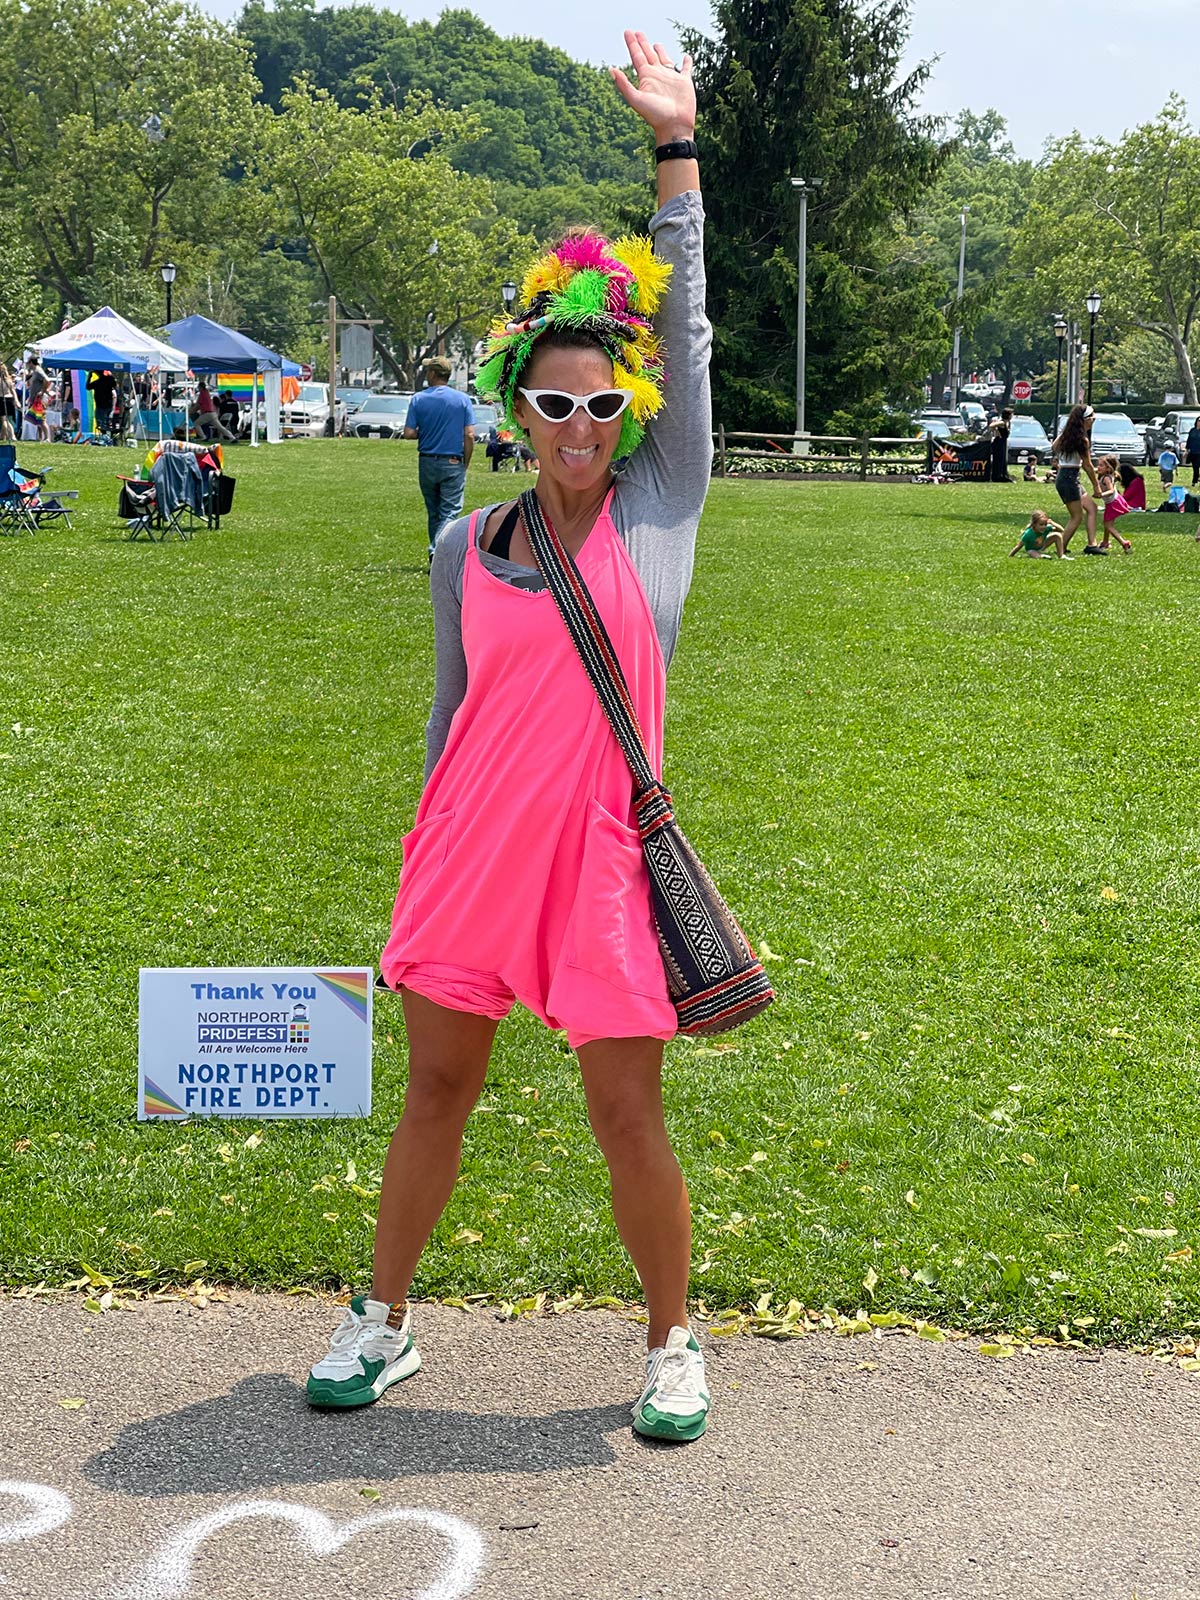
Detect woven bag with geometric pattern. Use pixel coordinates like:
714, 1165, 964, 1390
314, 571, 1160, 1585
520, 489, 774, 1035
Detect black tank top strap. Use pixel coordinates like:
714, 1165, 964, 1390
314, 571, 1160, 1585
488, 501, 521, 562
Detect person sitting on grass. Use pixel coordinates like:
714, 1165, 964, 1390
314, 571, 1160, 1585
1118, 461, 1146, 510
1010, 509, 1072, 558
57, 405, 82, 444
1022, 452, 1038, 482
1093, 455, 1134, 554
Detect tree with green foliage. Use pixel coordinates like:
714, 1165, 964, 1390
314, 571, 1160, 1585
1014, 97, 1200, 405
252, 84, 533, 384
0, 217, 51, 355
0, 0, 260, 326
682, 0, 948, 429
236, 2, 651, 241
901, 111, 1063, 403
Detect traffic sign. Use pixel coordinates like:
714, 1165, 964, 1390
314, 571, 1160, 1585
1012, 379, 1033, 401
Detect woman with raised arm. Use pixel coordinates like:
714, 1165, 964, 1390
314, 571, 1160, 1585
307, 28, 717, 1442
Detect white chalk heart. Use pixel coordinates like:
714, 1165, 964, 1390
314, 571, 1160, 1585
107, 1500, 486, 1600
0, 1481, 74, 1585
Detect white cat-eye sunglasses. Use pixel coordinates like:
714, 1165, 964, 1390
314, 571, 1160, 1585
517, 387, 634, 424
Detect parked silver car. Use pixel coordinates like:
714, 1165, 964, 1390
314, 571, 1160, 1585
349, 393, 412, 438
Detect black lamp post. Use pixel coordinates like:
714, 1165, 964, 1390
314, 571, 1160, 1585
160, 262, 177, 407
160, 260, 177, 326
501, 280, 517, 318
1085, 290, 1102, 404
1053, 314, 1067, 434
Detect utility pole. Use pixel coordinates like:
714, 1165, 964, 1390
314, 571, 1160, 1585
950, 206, 968, 410
326, 295, 382, 439
790, 177, 821, 452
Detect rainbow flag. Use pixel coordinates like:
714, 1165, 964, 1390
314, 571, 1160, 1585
316, 970, 370, 1024
142, 1075, 185, 1116
213, 373, 261, 406
69, 371, 96, 435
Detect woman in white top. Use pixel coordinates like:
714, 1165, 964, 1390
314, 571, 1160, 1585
1052, 404, 1101, 553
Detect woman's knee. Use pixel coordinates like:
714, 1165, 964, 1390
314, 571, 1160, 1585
402, 1058, 487, 1125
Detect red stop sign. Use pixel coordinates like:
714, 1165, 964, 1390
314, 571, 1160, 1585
1013, 379, 1033, 401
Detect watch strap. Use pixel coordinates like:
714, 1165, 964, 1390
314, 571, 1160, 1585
654, 138, 698, 165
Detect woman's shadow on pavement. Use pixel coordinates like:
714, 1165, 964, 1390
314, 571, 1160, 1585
83, 1375, 635, 1497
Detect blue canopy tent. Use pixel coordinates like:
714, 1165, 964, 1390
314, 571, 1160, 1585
42, 340, 149, 372
41, 341, 151, 443
163, 315, 301, 446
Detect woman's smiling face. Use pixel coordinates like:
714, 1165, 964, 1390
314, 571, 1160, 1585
512, 343, 623, 491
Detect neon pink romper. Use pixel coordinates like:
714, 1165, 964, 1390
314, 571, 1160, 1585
379, 488, 678, 1049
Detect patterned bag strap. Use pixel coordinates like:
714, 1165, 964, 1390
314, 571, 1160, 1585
519, 489, 663, 809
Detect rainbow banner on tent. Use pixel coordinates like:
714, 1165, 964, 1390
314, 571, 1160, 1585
212, 373, 262, 405
69, 372, 96, 435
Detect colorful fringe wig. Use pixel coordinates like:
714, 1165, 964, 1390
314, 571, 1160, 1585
476, 231, 673, 458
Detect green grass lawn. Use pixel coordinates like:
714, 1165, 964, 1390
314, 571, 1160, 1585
3, 441, 1200, 1340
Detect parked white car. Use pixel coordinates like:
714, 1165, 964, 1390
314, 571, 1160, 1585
281, 383, 348, 438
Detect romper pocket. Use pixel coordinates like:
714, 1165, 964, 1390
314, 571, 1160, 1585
394, 808, 456, 942
564, 797, 664, 1000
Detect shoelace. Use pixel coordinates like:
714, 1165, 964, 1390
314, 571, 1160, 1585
648, 1345, 704, 1401
327, 1306, 380, 1356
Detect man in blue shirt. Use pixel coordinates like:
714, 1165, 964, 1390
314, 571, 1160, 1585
403, 358, 475, 562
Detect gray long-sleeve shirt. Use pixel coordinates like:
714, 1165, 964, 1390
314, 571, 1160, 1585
424, 189, 712, 782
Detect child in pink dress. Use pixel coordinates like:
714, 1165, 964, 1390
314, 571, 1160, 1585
1095, 455, 1134, 552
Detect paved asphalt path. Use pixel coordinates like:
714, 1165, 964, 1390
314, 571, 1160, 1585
2, 1293, 1198, 1600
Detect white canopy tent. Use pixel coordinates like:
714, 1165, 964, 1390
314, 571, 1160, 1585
33, 308, 189, 443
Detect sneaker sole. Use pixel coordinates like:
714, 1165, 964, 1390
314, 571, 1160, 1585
632, 1408, 708, 1443
306, 1346, 422, 1409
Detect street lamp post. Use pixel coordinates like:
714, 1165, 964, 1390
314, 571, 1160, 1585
160, 261, 177, 327
1053, 314, 1067, 436
1085, 290, 1102, 405
160, 262, 177, 407
950, 205, 969, 410
790, 178, 821, 450
501, 280, 517, 317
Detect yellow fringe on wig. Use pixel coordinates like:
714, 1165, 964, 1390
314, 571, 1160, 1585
610, 235, 673, 315
612, 361, 664, 424
521, 254, 573, 305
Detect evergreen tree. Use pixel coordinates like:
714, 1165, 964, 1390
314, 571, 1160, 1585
683, 0, 948, 429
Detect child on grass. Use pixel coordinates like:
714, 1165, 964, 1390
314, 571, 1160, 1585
1095, 454, 1134, 553
1022, 452, 1039, 481
1158, 444, 1179, 486
1009, 508, 1072, 558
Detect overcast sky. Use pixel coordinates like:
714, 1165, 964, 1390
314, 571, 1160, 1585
198, 0, 1191, 158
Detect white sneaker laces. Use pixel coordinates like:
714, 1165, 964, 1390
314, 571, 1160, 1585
649, 1345, 704, 1401
327, 1306, 373, 1355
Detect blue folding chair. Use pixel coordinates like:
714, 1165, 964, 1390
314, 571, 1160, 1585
0, 444, 78, 532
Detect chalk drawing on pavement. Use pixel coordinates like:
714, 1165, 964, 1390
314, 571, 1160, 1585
0, 1481, 73, 1585
104, 1500, 486, 1600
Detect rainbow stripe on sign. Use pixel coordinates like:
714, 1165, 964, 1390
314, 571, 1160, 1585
142, 1075, 185, 1116
316, 970, 369, 1024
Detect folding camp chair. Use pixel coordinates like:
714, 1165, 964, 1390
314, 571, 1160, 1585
118, 450, 207, 540
0, 444, 78, 532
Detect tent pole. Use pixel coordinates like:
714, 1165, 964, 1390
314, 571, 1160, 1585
250, 370, 259, 448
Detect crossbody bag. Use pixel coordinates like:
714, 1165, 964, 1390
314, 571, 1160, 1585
520, 489, 774, 1035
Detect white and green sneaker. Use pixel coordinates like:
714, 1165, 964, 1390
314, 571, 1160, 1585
306, 1296, 421, 1409
632, 1325, 710, 1442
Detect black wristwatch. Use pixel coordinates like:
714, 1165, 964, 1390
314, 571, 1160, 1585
654, 138, 699, 165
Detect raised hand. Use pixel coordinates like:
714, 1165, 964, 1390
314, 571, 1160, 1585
610, 28, 696, 143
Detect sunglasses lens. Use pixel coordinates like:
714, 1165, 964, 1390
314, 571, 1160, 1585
587, 391, 626, 421
537, 393, 575, 422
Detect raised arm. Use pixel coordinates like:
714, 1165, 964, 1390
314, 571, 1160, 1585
611, 31, 711, 513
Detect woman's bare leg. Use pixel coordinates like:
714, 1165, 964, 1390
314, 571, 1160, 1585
577, 1037, 690, 1348
1061, 500, 1083, 548
370, 989, 499, 1307
1083, 493, 1098, 545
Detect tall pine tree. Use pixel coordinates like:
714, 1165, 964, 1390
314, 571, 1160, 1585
684, 0, 948, 429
